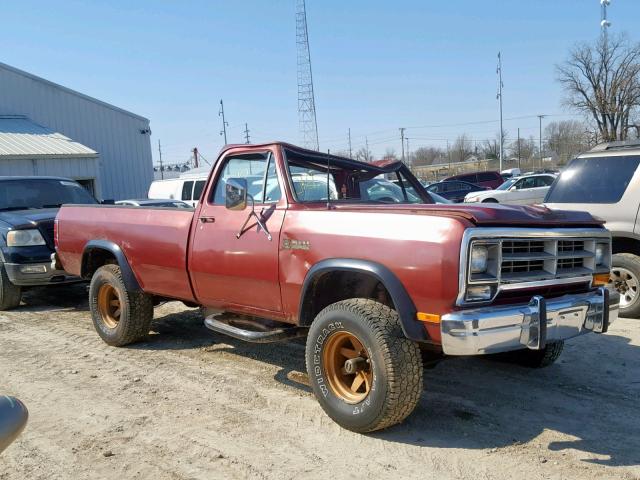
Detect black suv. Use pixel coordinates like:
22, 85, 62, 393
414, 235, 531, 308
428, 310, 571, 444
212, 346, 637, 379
0, 176, 98, 310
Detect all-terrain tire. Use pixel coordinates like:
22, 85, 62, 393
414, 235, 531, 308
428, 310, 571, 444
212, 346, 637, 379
0, 263, 22, 311
305, 299, 423, 432
500, 341, 564, 368
611, 253, 640, 319
89, 264, 154, 346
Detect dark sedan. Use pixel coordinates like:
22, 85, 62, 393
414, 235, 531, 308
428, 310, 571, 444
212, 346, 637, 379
426, 180, 490, 203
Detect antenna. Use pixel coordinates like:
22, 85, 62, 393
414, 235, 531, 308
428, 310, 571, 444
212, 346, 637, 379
296, 0, 319, 151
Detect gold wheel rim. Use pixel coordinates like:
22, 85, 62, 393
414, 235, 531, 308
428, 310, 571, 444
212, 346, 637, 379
322, 331, 372, 404
97, 284, 122, 329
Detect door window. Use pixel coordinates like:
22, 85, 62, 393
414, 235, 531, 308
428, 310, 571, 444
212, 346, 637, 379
211, 153, 273, 205
536, 176, 555, 187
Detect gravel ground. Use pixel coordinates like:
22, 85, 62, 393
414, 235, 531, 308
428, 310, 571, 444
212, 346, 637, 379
0, 284, 639, 480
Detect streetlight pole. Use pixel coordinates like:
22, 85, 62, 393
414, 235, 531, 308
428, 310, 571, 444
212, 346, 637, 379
538, 114, 546, 170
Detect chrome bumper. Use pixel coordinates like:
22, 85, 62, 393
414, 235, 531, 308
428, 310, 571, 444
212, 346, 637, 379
441, 287, 619, 356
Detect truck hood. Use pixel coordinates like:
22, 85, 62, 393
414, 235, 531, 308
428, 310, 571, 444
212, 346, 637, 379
330, 203, 603, 227
0, 208, 59, 229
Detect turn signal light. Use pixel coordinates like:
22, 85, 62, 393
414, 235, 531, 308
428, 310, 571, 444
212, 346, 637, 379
592, 273, 610, 286
417, 312, 440, 323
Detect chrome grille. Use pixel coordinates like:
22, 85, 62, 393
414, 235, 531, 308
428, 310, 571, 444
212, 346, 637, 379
497, 237, 598, 283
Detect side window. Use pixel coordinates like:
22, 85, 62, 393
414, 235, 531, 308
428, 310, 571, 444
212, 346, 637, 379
263, 155, 282, 203
477, 172, 495, 182
289, 163, 337, 201
181, 181, 194, 201
537, 176, 555, 187
512, 179, 525, 190
521, 177, 536, 189
457, 182, 471, 191
211, 154, 269, 205
193, 180, 206, 201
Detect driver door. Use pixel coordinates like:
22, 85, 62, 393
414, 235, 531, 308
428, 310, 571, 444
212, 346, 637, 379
189, 150, 286, 313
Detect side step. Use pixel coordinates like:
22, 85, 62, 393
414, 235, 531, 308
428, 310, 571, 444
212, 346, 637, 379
204, 314, 307, 343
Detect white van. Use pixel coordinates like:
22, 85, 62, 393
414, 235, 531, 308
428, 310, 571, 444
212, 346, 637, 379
148, 174, 208, 207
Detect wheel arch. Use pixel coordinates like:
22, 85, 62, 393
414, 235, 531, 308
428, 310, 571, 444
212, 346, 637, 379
81, 240, 141, 291
298, 258, 427, 341
611, 232, 640, 257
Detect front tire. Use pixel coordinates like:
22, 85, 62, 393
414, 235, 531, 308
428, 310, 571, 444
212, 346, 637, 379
482, 198, 499, 203
305, 299, 423, 432
89, 264, 154, 346
610, 253, 640, 318
0, 263, 22, 311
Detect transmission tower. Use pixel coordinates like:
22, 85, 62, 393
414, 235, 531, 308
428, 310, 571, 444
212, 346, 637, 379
296, 0, 319, 151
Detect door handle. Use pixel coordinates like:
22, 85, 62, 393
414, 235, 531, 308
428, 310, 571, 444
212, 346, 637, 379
199, 216, 215, 223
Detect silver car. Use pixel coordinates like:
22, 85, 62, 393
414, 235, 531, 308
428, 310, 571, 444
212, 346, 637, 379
545, 140, 640, 318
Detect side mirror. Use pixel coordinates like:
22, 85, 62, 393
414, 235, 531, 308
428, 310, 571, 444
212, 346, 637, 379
0, 396, 28, 454
225, 178, 248, 211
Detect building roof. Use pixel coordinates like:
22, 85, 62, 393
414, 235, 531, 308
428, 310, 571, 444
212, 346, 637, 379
0, 116, 98, 159
0, 62, 149, 123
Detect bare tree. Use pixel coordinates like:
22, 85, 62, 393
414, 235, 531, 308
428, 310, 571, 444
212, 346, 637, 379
480, 131, 507, 160
354, 147, 372, 162
382, 148, 398, 162
507, 136, 537, 161
544, 120, 589, 162
411, 146, 445, 166
450, 134, 473, 163
557, 34, 640, 141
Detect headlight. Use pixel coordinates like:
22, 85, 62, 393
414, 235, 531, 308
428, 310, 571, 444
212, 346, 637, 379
595, 243, 607, 266
470, 245, 489, 273
465, 195, 479, 203
7, 229, 46, 247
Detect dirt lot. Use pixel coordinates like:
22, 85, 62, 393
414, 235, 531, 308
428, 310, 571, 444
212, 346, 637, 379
1, 284, 639, 480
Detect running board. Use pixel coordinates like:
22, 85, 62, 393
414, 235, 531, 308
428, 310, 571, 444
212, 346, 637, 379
204, 315, 307, 343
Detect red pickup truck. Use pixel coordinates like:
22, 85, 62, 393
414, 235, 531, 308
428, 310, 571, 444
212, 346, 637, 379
55, 142, 619, 432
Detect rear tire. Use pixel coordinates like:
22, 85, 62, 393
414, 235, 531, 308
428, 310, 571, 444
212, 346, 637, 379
89, 264, 154, 346
305, 299, 423, 432
0, 263, 22, 311
610, 253, 640, 318
498, 341, 564, 368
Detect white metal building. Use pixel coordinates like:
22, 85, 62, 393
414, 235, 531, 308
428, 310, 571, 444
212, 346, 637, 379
0, 62, 153, 200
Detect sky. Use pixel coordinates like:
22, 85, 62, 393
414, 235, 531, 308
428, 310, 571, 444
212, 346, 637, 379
1, 0, 639, 165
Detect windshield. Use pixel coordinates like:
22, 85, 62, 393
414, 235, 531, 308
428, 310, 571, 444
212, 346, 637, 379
545, 155, 640, 204
0, 179, 97, 211
285, 149, 431, 204
496, 178, 518, 190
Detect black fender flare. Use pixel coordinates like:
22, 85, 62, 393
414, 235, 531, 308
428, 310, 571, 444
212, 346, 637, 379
81, 240, 141, 291
298, 258, 427, 342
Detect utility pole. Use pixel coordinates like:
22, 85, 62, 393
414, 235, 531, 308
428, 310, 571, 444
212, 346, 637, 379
517, 128, 521, 170
538, 114, 546, 170
219, 99, 228, 144
157, 139, 164, 180
497, 52, 504, 173
348, 128, 352, 159
405, 137, 410, 166
601, 0, 611, 48
243, 123, 251, 144
192, 147, 199, 168
365, 137, 370, 162
447, 140, 451, 174
399, 127, 406, 162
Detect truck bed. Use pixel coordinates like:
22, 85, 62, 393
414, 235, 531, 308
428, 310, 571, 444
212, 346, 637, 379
56, 205, 196, 302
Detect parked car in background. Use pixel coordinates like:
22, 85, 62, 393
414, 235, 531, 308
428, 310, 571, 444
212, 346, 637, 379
427, 191, 452, 204
148, 176, 207, 207
444, 171, 504, 189
500, 167, 521, 179
0, 176, 98, 310
545, 140, 640, 318
464, 173, 556, 205
426, 180, 489, 203
116, 199, 192, 208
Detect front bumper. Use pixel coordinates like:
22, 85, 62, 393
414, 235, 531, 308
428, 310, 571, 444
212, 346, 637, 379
4, 262, 81, 287
440, 287, 619, 355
